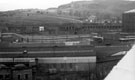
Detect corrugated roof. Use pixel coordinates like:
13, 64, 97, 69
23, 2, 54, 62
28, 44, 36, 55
125, 9, 135, 13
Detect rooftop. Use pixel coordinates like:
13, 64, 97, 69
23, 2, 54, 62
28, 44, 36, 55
124, 9, 135, 13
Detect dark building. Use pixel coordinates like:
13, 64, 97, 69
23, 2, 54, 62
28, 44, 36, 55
0, 64, 10, 80
81, 23, 121, 33
59, 23, 121, 34
4, 22, 122, 35
0, 64, 33, 80
122, 9, 135, 33
1, 33, 25, 43
13, 64, 33, 80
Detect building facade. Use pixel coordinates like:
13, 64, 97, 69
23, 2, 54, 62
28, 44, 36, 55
0, 64, 33, 80
59, 23, 121, 34
122, 9, 135, 33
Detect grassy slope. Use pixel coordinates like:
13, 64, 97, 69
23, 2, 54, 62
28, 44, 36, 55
58, 0, 135, 18
0, 10, 82, 27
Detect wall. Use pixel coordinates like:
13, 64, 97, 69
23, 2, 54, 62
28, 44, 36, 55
122, 13, 135, 32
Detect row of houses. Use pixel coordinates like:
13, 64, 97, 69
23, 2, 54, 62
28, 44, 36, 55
0, 22, 122, 35
59, 23, 122, 34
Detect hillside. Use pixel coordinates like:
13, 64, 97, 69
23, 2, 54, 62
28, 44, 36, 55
57, 0, 135, 19
1, 0, 135, 29
0, 9, 82, 28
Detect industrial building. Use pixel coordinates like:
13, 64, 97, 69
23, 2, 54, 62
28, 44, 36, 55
59, 23, 122, 34
0, 45, 96, 80
122, 9, 135, 33
0, 64, 33, 80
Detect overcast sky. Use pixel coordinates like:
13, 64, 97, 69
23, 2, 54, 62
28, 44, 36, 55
0, 0, 91, 11
0, 0, 134, 11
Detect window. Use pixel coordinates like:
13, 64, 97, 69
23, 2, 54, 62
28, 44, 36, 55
61, 63, 64, 69
25, 74, 28, 80
69, 63, 73, 69
18, 75, 21, 80
0, 75, 3, 79
5, 74, 10, 79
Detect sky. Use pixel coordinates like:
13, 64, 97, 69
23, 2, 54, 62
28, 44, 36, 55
0, 0, 91, 11
0, 0, 134, 11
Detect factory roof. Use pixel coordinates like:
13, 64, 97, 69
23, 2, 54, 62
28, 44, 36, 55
125, 9, 135, 13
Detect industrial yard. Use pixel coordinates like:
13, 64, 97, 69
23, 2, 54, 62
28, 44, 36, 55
0, 0, 135, 80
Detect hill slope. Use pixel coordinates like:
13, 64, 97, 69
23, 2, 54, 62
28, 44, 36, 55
57, 0, 135, 19
0, 9, 82, 28
1, 0, 135, 28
